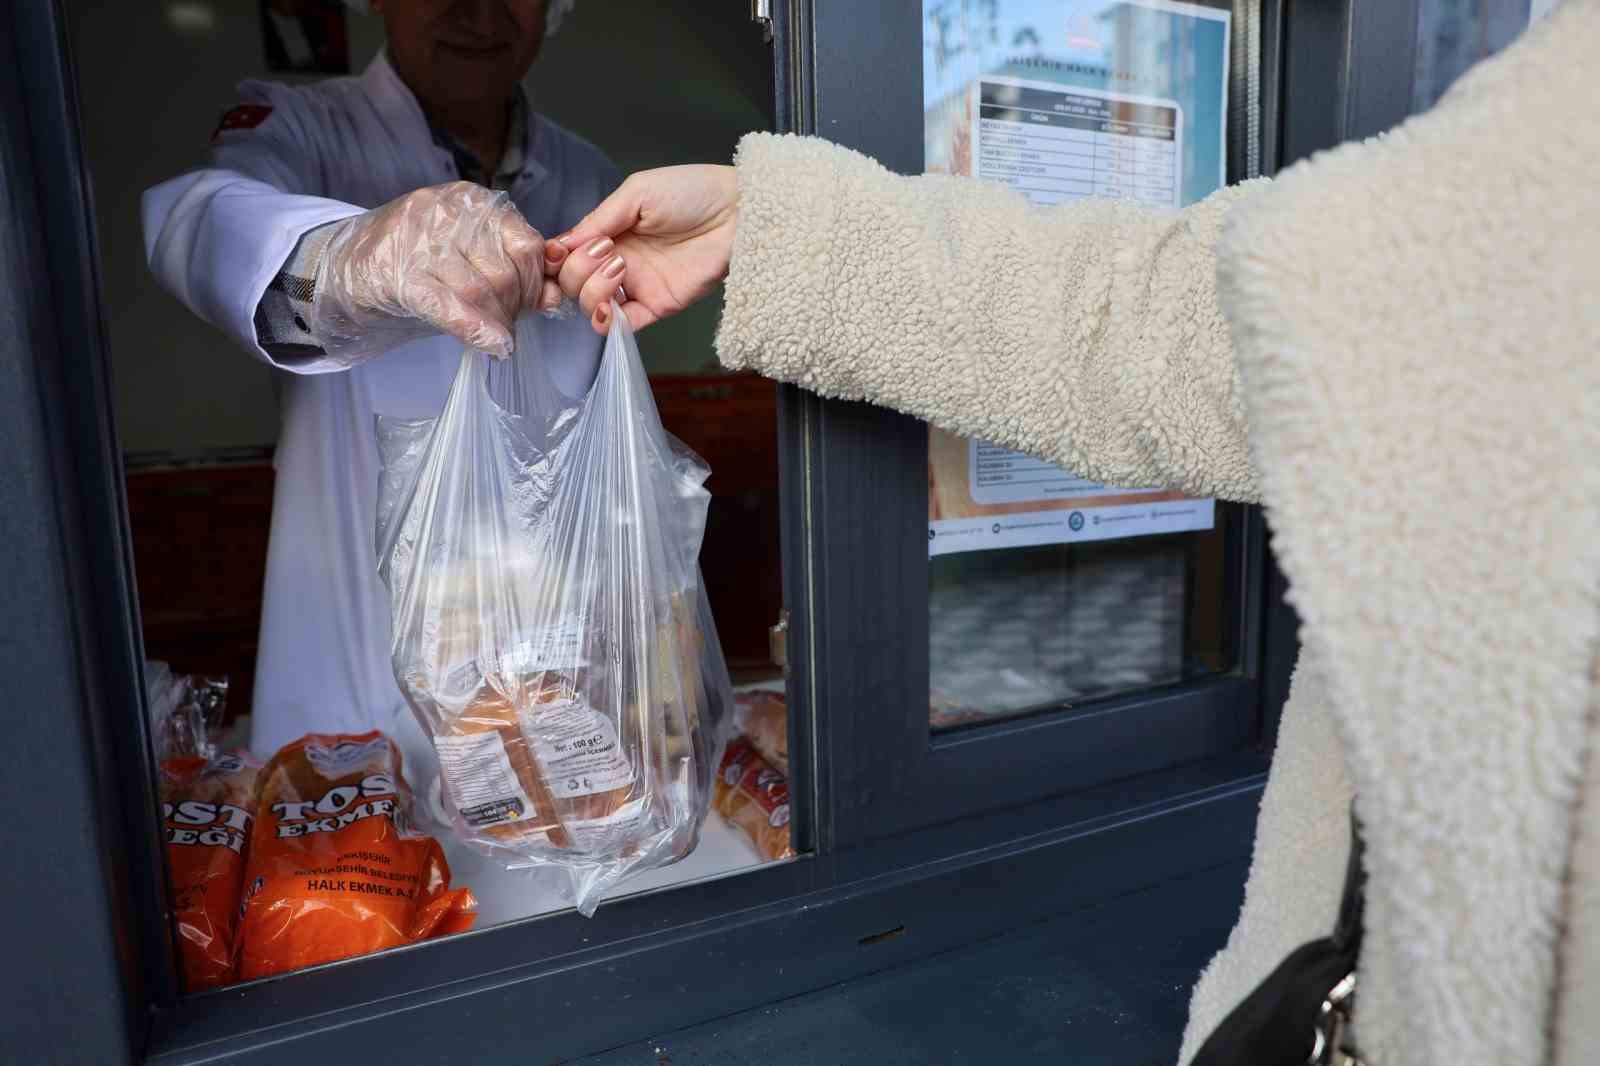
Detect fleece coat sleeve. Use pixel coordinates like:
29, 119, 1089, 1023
715, 132, 1264, 504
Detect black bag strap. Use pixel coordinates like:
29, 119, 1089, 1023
1189, 810, 1365, 1066
1332, 809, 1366, 955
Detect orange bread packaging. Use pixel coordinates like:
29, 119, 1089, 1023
159, 751, 259, 991
712, 736, 794, 862
237, 732, 475, 981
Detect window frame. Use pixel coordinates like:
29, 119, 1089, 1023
2, 0, 1416, 1061
788, 0, 1282, 847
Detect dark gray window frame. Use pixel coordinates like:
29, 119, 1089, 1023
1, 1, 1418, 1062
789, 0, 1273, 847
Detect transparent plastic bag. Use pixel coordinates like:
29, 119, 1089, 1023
144, 660, 228, 762
376, 304, 732, 915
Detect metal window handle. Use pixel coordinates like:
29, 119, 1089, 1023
751, 0, 773, 42
769, 609, 789, 674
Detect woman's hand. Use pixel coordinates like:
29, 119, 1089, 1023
544, 165, 739, 333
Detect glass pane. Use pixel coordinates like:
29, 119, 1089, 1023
1413, 0, 1536, 113
921, 0, 1241, 731
930, 520, 1240, 728
73, 0, 791, 991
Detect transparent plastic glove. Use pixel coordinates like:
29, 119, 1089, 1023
310, 181, 553, 364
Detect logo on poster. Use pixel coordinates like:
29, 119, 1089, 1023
1068, 512, 1085, 532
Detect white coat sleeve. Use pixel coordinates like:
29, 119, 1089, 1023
716, 133, 1265, 504
141, 81, 367, 372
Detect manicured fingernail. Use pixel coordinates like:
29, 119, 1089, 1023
595, 304, 610, 325
545, 242, 568, 263
585, 238, 613, 258
601, 255, 625, 279
554, 233, 571, 247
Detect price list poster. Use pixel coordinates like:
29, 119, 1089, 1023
923, 0, 1230, 557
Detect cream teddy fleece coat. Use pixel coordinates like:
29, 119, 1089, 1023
714, 3, 1600, 1064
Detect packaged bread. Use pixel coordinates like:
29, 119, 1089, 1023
236, 732, 475, 981
434, 682, 643, 855
737, 691, 787, 775
713, 737, 794, 862
158, 750, 259, 991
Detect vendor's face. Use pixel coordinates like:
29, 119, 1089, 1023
377, 0, 547, 110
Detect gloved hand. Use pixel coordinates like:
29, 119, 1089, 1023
310, 181, 561, 363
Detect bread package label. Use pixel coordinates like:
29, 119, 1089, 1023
160, 751, 259, 991
524, 697, 635, 798
237, 731, 475, 981
713, 736, 759, 817
433, 688, 640, 852
433, 730, 540, 829
737, 760, 790, 830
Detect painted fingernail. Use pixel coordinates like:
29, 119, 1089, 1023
545, 242, 568, 263
585, 237, 614, 258
595, 303, 610, 325
601, 255, 625, 278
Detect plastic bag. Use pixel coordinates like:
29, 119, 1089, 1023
733, 689, 788, 774
375, 304, 733, 915
145, 661, 228, 763
237, 732, 475, 980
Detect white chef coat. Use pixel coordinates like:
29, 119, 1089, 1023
142, 53, 619, 762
